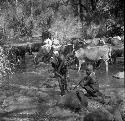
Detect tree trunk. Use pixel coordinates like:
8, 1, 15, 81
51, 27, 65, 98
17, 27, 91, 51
78, 0, 84, 38
90, 0, 98, 11
78, 0, 83, 22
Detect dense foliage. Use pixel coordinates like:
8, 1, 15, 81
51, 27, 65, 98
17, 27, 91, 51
0, 0, 124, 43
0, 46, 12, 80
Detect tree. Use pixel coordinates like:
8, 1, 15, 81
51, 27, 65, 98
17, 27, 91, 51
0, 0, 124, 41
49, 16, 83, 44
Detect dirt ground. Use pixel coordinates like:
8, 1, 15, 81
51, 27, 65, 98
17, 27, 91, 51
0, 54, 124, 121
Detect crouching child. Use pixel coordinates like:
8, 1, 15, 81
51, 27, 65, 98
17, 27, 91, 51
79, 64, 106, 103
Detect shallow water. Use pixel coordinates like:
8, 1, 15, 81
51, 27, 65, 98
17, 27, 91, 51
0, 54, 124, 121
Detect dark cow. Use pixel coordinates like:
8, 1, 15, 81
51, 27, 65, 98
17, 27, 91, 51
59, 41, 89, 57
111, 45, 124, 64
57, 41, 91, 68
34, 44, 54, 64
56, 44, 80, 68
33, 38, 55, 64
73, 38, 106, 50
8, 44, 27, 65
27, 42, 44, 55
60, 44, 74, 56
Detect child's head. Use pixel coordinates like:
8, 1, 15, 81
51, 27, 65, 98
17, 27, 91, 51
53, 51, 59, 57
86, 64, 93, 75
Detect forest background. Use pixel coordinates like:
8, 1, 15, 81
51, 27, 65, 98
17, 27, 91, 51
0, 0, 124, 45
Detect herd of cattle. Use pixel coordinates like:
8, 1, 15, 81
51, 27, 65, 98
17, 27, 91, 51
4, 36, 124, 72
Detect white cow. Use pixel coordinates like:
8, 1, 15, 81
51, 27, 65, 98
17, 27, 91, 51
75, 45, 112, 73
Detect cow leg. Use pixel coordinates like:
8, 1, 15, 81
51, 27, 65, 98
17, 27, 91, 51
108, 57, 113, 65
78, 60, 81, 72
17, 56, 20, 64
76, 64, 78, 68
15, 55, 18, 63
29, 45, 33, 55
28, 48, 32, 55
74, 57, 79, 69
78, 60, 84, 72
22, 54, 25, 63
34, 54, 39, 65
112, 57, 116, 64
105, 60, 109, 82
105, 61, 108, 73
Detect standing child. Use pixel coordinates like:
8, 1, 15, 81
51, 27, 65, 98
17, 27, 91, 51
51, 51, 68, 96
79, 64, 108, 104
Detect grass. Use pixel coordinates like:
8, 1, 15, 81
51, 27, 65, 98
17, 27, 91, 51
0, 54, 124, 121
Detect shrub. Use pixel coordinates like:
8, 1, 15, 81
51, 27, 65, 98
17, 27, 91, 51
0, 46, 12, 80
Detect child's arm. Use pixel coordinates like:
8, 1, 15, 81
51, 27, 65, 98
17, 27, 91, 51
73, 78, 85, 90
79, 77, 89, 88
79, 79, 85, 88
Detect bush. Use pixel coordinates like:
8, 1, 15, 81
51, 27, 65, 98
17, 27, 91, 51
0, 46, 12, 80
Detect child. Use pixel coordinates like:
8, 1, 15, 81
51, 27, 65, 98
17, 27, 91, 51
79, 64, 99, 97
51, 51, 68, 96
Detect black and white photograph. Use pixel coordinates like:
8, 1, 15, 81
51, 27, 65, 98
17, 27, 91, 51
0, 0, 124, 121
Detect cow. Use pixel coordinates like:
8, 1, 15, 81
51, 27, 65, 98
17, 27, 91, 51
59, 44, 74, 56
59, 39, 88, 57
49, 42, 79, 69
75, 45, 112, 73
26, 42, 44, 55
7, 44, 28, 66
110, 45, 124, 64
55, 39, 107, 69
54, 44, 78, 68
56, 40, 92, 68
34, 39, 54, 64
